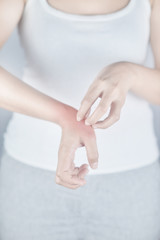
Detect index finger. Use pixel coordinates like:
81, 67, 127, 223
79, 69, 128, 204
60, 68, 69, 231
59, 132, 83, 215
77, 86, 101, 121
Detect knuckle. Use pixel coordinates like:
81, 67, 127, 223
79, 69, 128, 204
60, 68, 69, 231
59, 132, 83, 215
97, 81, 106, 92
98, 75, 108, 82
111, 80, 119, 88
91, 85, 100, 93
56, 171, 61, 178
97, 82, 104, 91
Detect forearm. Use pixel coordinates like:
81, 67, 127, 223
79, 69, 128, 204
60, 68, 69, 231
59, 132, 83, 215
126, 62, 160, 105
0, 66, 70, 127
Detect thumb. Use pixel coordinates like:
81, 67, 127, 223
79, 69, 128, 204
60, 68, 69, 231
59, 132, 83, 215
85, 139, 99, 169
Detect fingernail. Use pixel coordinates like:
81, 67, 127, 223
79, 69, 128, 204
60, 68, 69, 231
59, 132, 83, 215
77, 115, 82, 121
92, 162, 98, 169
85, 120, 90, 125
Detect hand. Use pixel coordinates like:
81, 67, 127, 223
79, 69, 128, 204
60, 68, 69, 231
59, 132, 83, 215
55, 106, 99, 189
76, 62, 134, 129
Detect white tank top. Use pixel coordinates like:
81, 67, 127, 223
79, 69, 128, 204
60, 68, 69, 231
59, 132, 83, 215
3, 0, 159, 174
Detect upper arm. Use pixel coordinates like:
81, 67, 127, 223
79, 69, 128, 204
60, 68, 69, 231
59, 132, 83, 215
150, 0, 160, 70
0, 0, 25, 49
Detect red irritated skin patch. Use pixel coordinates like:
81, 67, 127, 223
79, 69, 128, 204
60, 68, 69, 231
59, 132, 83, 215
55, 105, 99, 189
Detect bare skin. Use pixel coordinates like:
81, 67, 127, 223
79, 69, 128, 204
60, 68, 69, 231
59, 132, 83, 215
43, 0, 154, 15
76, 0, 160, 129
0, 0, 160, 189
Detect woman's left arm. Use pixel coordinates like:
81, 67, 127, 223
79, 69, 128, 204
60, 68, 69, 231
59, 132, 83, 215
76, 0, 160, 129
127, 0, 160, 105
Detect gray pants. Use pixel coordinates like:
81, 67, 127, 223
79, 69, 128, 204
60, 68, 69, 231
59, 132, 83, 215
0, 148, 160, 240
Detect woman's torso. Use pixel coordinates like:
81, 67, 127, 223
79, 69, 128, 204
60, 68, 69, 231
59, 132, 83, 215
3, 0, 159, 174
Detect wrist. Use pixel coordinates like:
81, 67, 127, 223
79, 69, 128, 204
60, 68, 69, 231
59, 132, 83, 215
110, 61, 136, 91
121, 61, 140, 91
56, 103, 77, 129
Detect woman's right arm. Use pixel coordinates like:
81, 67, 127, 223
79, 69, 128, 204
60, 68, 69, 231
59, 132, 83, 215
0, 0, 99, 189
0, 0, 70, 127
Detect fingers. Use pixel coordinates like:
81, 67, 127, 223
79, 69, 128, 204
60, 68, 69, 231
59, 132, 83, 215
76, 85, 102, 121
85, 137, 99, 169
84, 108, 91, 119
78, 167, 89, 179
72, 163, 89, 175
92, 100, 124, 129
56, 170, 86, 188
56, 141, 89, 188
84, 95, 112, 126
55, 164, 89, 189
55, 176, 81, 189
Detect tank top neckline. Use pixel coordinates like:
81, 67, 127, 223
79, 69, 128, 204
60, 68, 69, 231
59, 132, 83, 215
39, 0, 136, 21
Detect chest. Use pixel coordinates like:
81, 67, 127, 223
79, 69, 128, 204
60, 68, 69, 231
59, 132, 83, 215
47, 0, 136, 15
47, 0, 153, 15
19, 0, 151, 80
